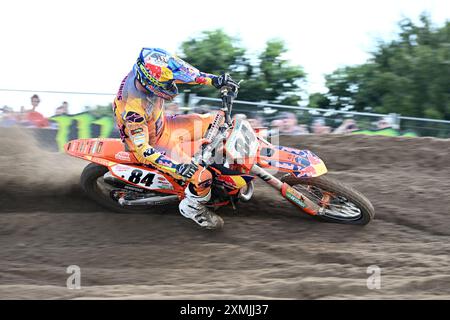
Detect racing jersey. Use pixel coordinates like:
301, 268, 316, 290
113, 60, 217, 177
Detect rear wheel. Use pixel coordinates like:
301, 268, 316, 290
281, 175, 374, 225
80, 163, 175, 214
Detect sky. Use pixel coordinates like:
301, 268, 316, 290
0, 0, 448, 117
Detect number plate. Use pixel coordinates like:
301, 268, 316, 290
225, 119, 258, 161
110, 164, 174, 190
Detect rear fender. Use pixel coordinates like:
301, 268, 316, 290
64, 138, 138, 164
65, 138, 184, 195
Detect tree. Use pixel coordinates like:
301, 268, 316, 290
325, 13, 450, 120
245, 39, 306, 105
178, 30, 306, 105
308, 92, 331, 108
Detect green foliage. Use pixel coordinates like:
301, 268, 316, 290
325, 13, 450, 120
178, 30, 306, 105
308, 92, 331, 108
178, 29, 246, 99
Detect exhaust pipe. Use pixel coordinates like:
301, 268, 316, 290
238, 181, 254, 202
118, 195, 179, 206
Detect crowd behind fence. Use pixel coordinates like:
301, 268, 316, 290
1, 90, 450, 139
190, 96, 450, 138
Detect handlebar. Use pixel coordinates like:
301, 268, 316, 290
220, 85, 238, 125
191, 80, 242, 167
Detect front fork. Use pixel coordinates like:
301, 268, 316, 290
250, 165, 322, 216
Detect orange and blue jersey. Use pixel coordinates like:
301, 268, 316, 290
113, 50, 217, 178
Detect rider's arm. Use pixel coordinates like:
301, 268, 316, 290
174, 71, 217, 86
122, 106, 180, 177
169, 56, 218, 86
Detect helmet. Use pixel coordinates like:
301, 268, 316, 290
134, 48, 179, 100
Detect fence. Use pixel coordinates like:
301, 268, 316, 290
1, 88, 450, 140
190, 95, 450, 138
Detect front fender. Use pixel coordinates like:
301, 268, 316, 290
257, 142, 327, 178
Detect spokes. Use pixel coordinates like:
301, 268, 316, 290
293, 184, 362, 220
326, 201, 361, 218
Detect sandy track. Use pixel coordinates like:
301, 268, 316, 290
0, 129, 449, 299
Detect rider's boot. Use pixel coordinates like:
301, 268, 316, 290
179, 185, 224, 230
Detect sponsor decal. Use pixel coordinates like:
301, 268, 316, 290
145, 63, 162, 79
268, 160, 301, 171
158, 184, 173, 190
155, 156, 175, 167
143, 148, 156, 158
149, 51, 169, 65
195, 76, 208, 84
160, 67, 173, 81
114, 164, 131, 172
125, 111, 145, 123
285, 188, 307, 208
116, 76, 128, 101
115, 151, 131, 161
130, 127, 143, 135
132, 133, 146, 145
124, 185, 144, 193
216, 175, 237, 189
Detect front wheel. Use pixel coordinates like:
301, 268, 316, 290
281, 175, 374, 225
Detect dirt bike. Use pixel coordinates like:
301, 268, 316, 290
64, 85, 374, 225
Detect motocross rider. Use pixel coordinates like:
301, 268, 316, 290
113, 48, 239, 229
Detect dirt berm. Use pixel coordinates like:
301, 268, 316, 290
0, 128, 449, 299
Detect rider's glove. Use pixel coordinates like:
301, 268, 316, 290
213, 73, 240, 91
176, 162, 199, 180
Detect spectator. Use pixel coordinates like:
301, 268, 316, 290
248, 115, 269, 138
30, 94, 41, 112
21, 94, 49, 128
311, 117, 332, 134
247, 114, 264, 129
333, 119, 359, 134
278, 112, 309, 135
376, 117, 393, 129
54, 101, 69, 116
269, 119, 284, 136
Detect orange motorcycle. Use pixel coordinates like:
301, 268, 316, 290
65, 86, 374, 225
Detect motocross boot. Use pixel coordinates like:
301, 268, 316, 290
179, 186, 224, 230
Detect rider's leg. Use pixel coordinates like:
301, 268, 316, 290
158, 113, 224, 229
156, 113, 214, 160
179, 172, 224, 229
